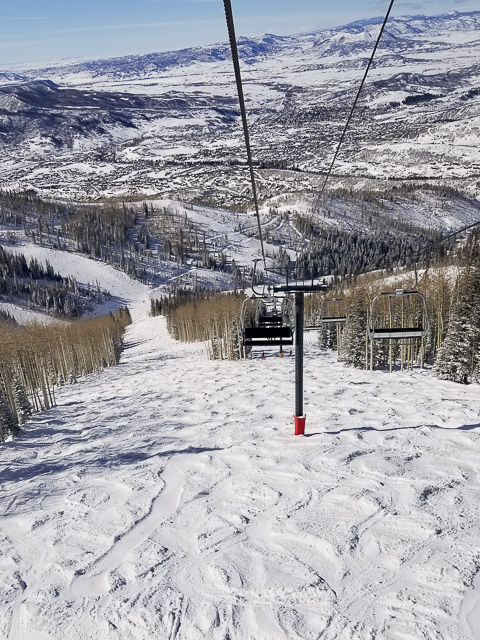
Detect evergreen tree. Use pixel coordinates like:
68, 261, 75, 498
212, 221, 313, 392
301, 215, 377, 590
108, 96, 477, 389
11, 375, 32, 425
230, 319, 241, 360
433, 265, 480, 383
0, 385, 18, 442
339, 293, 367, 369
474, 344, 480, 383
318, 323, 337, 351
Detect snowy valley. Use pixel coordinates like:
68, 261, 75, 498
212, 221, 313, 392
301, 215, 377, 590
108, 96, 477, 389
0, 11, 479, 202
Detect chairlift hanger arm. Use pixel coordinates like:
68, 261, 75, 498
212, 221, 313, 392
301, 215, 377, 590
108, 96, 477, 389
251, 258, 267, 297
368, 290, 429, 340
250, 260, 295, 298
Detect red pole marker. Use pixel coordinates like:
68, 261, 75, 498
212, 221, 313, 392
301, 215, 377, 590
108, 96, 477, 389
294, 415, 306, 436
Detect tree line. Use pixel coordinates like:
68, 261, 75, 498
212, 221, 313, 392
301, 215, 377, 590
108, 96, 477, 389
0, 192, 236, 286
0, 307, 131, 441
0, 245, 109, 317
151, 289, 245, 360
286, 214, 447, 281
154, 229, 480, 385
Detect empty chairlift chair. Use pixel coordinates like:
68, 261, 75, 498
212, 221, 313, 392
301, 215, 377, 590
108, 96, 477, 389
320, 297, 347, 325
368, 289, 429, 341
305, 297, 347, 331
241, 296, 294, 350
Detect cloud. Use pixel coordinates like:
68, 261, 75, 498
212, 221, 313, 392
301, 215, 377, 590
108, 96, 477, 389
0, 38, 61, 50
61, 19, 222, 34
396, 2, 424, 9
368, 0, 424, 9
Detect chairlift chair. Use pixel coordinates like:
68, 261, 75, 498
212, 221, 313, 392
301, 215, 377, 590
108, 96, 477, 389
240, 261, 294, 349
319, 297, 347, 324
241, 295, 293, 348
368, 289, 429, 341
304, 297, 347, 331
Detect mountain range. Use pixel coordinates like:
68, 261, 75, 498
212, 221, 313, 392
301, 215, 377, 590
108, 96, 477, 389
0, 10, 478, 203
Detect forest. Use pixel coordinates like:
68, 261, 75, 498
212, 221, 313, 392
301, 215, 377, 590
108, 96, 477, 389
152, 229, 480, 385
0, 187, 469, 295
0, 192, 231, 285
0, 245, 109, 317
1, 187, 479, 441
0, 307, 131, 441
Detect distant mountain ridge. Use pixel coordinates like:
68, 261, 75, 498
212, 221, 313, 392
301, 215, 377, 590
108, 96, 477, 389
1, 11, 478, 85
0, 11, 478, 202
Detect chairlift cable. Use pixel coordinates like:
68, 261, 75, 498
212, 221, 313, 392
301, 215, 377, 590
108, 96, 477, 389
316, 0, 395, 202
223, 0, 267, 269
295, 1, 395, 272
433, 218, 480, 247
414, 217, 480, 287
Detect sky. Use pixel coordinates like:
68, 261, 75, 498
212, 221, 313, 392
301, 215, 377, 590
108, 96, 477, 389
0, 0, 478, 69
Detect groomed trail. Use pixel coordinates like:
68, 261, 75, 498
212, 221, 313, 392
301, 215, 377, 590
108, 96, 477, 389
1, 256, 480, 640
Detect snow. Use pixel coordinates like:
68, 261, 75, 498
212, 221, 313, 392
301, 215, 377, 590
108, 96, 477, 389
4, 242, 147, 301
0, 302, 59, 326
1, 249, 480, 639
1, 13, 479, 202
2, 240, 150, 319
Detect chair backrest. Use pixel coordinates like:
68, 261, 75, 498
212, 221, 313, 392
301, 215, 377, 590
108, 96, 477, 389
368, 290, 429, 340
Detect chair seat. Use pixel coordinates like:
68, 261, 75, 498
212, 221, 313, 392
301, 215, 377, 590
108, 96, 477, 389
244, 339, 294, 347
370, 327, 425, 339
244, 327, 292, 339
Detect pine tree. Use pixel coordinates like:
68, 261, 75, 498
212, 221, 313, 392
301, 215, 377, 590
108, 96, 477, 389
433, 265, 480, 383
339, 293, 367, 369
229, 319, 241, 360
474, 344, 480, 383
318, 324, 337, 351
0, 386, 18, 442
11, 375, 32, 425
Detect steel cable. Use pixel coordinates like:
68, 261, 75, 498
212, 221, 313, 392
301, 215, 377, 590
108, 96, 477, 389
415, 217, 480, 288
316, 0, 395, 203
296, 0, 395, 279
223, 0, 267, 269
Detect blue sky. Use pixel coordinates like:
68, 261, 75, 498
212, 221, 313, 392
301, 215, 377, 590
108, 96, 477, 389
0, 0, 477, 68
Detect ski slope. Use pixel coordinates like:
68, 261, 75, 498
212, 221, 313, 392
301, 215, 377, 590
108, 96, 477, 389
1, 255, 480, 639
0, 302, 59, 326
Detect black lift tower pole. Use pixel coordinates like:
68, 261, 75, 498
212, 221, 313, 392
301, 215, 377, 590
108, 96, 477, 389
274, 283, 329, 435
295, 292, 305, 433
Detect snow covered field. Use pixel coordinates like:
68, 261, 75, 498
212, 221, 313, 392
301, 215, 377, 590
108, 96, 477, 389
1, 255, 480, 639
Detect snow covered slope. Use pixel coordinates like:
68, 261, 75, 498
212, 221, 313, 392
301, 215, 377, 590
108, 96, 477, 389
0, 232, 149, 324
1, 247, 480, 639
0, 302, 59, 325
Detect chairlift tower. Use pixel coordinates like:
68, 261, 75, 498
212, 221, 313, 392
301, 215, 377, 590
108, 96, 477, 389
274, 282, 329, 435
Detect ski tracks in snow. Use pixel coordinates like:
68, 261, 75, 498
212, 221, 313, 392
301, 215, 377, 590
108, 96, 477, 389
1, 312, 480, 639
